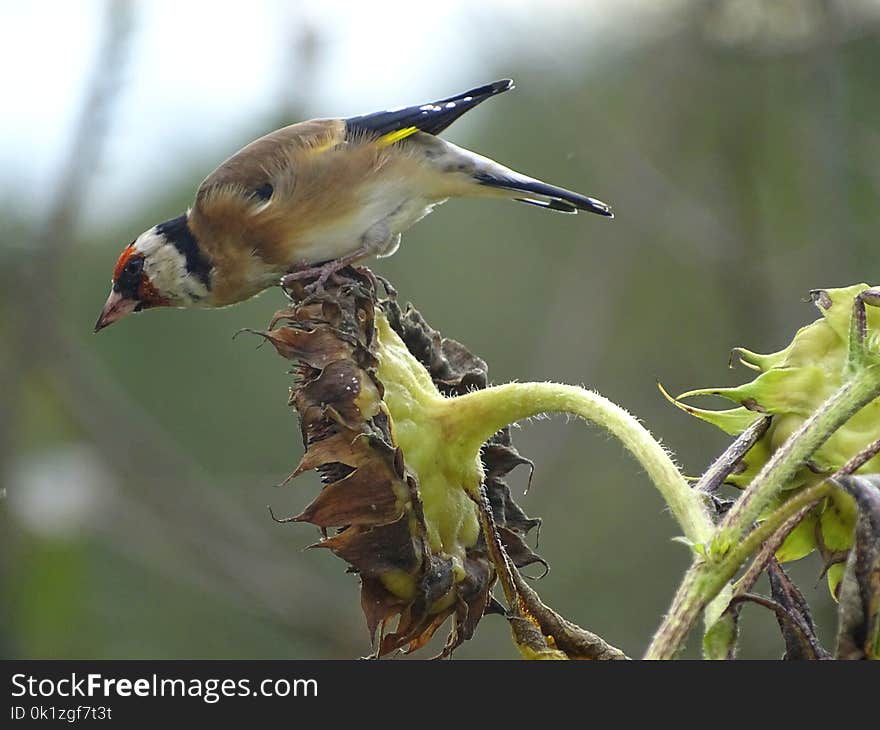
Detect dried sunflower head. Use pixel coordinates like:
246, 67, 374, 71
258, 269, 543, 656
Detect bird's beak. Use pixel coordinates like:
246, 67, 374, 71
94, 290, 138, 332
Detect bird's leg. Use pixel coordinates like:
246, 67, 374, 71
282, 224, 398, 297
280, 246, 372, 297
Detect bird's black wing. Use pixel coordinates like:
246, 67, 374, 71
345, 79, 513, 141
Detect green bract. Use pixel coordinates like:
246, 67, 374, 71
667, 284, 880, 597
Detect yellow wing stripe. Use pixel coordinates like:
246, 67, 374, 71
376, 126, 419, 147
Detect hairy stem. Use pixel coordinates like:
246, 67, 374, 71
645, 481, 835, 659
443, 382, 713, 545
712, 482, 834, 598
714, 367, 880, 552
646, 364, 880, 659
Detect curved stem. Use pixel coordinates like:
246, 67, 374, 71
442, 382, 713, 545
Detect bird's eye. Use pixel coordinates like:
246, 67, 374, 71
123, 257, 144, 276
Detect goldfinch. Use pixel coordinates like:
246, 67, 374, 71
95, 79, 612, 332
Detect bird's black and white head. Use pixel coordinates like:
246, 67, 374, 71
95, 214, 213, 332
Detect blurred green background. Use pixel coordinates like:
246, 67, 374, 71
2, 0, 879, 660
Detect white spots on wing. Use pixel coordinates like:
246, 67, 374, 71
462, 96, 473, 102
445, 102, 456, 109
419, 104, 443, 112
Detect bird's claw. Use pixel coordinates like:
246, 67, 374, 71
280, 263, 344, 300
281, 249, 372, 301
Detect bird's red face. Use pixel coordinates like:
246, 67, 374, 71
94, 243, 169, 332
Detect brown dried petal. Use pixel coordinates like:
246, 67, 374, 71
455, 557, 495, 643
294, 462, 404, 528
293, 430, 362, 476
299, 360, 378, 427
270, 267, 548, 657
259, 325, 356, 368
498, 525, 549, 576
833, 475, 880, 660
381, 607, 451, 656
313, 515, 421, 576
418, 555, 455, 609
767, 560, 830, 660
360, 576, 405, 645
382, 299, 488, 395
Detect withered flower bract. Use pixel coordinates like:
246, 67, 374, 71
259, 268, 545, 657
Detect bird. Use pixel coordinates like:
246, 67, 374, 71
95, 79, 613, 332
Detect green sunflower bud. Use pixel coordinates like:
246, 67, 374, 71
665, 284, 880, 597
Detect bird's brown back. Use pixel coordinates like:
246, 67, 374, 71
188, 119, 394, 304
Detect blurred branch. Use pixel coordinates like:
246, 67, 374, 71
813, 0, 853, 273
3, 0, 353, 655
1, 0, 134, 660
279, 16, 321, 120
35, 0, 132, 267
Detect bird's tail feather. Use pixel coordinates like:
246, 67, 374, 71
474, 172, 613, 218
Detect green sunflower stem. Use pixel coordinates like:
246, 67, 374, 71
645, 363, 880, 660
714, 366, 880, 553
442, 382, 713, 545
